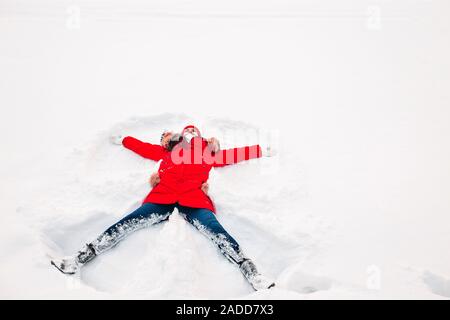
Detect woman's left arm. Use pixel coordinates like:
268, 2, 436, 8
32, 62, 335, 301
211, 145, 262, 167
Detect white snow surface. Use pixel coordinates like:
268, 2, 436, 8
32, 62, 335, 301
1, 0, 450, 299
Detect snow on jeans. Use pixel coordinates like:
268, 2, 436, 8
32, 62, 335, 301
89, 202, 245, 265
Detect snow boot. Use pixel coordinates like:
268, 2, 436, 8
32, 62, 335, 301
239, 259, 275, 291
51, 243, 97, 275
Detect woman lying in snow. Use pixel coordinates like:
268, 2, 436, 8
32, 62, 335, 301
51, 125, 275, 290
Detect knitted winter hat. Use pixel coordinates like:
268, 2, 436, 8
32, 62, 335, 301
182, 125, 201, 137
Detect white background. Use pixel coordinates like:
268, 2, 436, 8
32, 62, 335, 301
1, 0, 449, 299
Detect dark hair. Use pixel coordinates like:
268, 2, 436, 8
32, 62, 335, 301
166, 133, 182, 151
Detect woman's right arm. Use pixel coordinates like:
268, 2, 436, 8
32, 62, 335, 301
122, 136, 166, 161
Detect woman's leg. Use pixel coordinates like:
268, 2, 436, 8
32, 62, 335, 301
177, 206, 245, 265
89, 202, 176, 256
178, 205, 275, 290
52, 202, 175, 274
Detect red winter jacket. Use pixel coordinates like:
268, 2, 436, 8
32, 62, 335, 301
122, 136, 262, 213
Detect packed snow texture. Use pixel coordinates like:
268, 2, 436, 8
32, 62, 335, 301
1, 0, 450, 299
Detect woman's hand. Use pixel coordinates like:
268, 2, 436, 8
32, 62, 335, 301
149, 172, 160, 187
261, 145, 277, 157
110, 134, 124, 145
201, 182, 209, 195
206, 137, 221, 153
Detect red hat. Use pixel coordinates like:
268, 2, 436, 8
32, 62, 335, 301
182, 125, 201, 137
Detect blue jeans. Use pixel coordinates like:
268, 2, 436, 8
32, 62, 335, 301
90, 202, 245, 265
